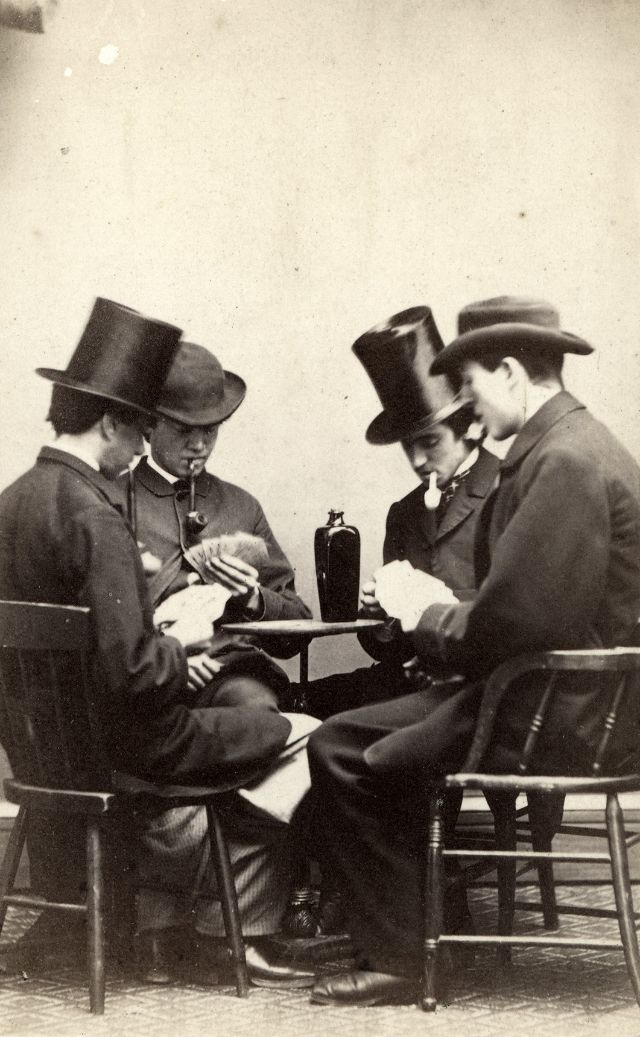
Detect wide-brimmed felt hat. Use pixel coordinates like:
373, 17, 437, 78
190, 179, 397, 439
155, 341, 246, 427
352, 306, 471, 444
430, 296, 593, 377
37, 297, 183, 418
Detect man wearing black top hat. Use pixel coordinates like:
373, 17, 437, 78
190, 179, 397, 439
299, 307, 499, 938
308, 296, 640, 1006
300, 307, 499, 721
0, 299, 314, 988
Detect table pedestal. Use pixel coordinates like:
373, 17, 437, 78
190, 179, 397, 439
222, 618, 384, 935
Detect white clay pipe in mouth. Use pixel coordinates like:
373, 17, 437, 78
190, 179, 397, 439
424, 470, 441, 510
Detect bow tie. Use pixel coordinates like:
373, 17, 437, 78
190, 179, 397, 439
437, 467, 472, 514
174, 479, 191, 499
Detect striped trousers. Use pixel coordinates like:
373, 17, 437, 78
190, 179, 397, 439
135, 793, 301, 936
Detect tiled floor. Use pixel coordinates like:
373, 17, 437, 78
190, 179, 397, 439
2, 814, 640, 1037
2, 883, 640, 1037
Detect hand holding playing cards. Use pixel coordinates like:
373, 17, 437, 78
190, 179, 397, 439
204, 553, 262, 613
155, 584, 233, 645
360, 580, 388, 619
183, 533, 267, 614
373, 560, 459, 633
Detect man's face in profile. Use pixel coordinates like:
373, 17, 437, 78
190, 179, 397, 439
149, 417, 219, 478
101, 415, 146, 479
461, 359, 522, 441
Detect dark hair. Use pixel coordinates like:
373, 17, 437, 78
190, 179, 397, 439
48, 384, 147, 435
473, 348, 564, 383
441, 401, 479, 441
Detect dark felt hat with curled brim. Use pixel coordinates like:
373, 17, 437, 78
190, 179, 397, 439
352, 306, 470, 445
430, 296, 593, 378
37, 297, 183, 419
155, 341, 247, 427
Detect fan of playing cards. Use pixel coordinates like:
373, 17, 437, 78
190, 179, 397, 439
184, 532, 269, 583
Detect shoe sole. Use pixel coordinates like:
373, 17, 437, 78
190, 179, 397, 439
251, 975, 316, 989
310, 988, 417, 1007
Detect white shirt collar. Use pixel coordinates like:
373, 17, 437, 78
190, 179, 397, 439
146, 452, 180, 484
452, 446, 480, 479
52, 436, 100, 472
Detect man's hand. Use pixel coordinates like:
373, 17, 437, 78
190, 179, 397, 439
373, 561, 459, 633
187, 652, 224, 692
359, 580, 388, 619
202, 552, 263, 614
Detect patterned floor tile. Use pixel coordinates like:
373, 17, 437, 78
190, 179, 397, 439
2, 883, 640, 1036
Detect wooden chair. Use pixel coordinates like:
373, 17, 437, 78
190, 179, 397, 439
0, 600, 255, 1014
421, 647, 640, 1011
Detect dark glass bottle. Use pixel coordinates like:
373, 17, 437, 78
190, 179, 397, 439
314, 510, 360, 622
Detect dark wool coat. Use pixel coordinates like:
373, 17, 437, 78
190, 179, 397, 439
0, 448, 291, 785
368, 393, 640, 776
358, 445, 499, 664
119, 457, 311, 661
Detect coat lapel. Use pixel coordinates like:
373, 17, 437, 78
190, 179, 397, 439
435, 447, 499, 543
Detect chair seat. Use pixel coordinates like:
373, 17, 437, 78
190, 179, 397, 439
4, 777, 117, 815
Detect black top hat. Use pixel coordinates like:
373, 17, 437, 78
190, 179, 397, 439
155, 342, 247, 427
37, 297, 183, 418
431, 296, 593, 377
352, 306, 469, 444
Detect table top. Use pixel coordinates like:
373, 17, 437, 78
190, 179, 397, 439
221, 618, 384, 639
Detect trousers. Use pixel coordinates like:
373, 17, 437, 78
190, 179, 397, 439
135, 795, 300, 936
307, 687, 475, 976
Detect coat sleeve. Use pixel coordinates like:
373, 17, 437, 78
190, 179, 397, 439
63, 503, 188, 717
413, 447, 611, 679
64, 504, 291, 782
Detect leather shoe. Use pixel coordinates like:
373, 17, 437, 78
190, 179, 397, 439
311, 969, 418, 1006
191, 934, 316, 989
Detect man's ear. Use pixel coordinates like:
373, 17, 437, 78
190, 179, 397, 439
99, 412, 118, 441
501, 356, 525, 386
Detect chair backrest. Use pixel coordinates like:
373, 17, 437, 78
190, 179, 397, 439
463, 643, 640, 777
0, 601, 112, 791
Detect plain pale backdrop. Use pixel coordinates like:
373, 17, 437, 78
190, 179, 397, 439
0, 0, 639, 722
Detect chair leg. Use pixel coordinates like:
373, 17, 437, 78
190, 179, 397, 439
527, 793, 559, 930
206, 804, 249, 998
606, 793, 640, 1007
86, 819, 106, 1015
0, 805, 28, 937
491, 792, 517, 972
420, 791, 444, 1012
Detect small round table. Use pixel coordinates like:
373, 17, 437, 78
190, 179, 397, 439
222, 618, 384, 708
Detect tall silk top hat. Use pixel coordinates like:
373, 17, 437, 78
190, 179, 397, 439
352, 306, 469, 445
155, 341, 247, 427
430, 295, 593, 377
37, 297, 183, 418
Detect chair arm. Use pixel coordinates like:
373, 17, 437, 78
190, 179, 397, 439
462, 648, 640, 772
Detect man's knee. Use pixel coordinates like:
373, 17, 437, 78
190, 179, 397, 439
212, 675, 279, 709
308, 712, 361, 781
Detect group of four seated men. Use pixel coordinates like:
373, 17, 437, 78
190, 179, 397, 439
1, 293, 639, 1005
